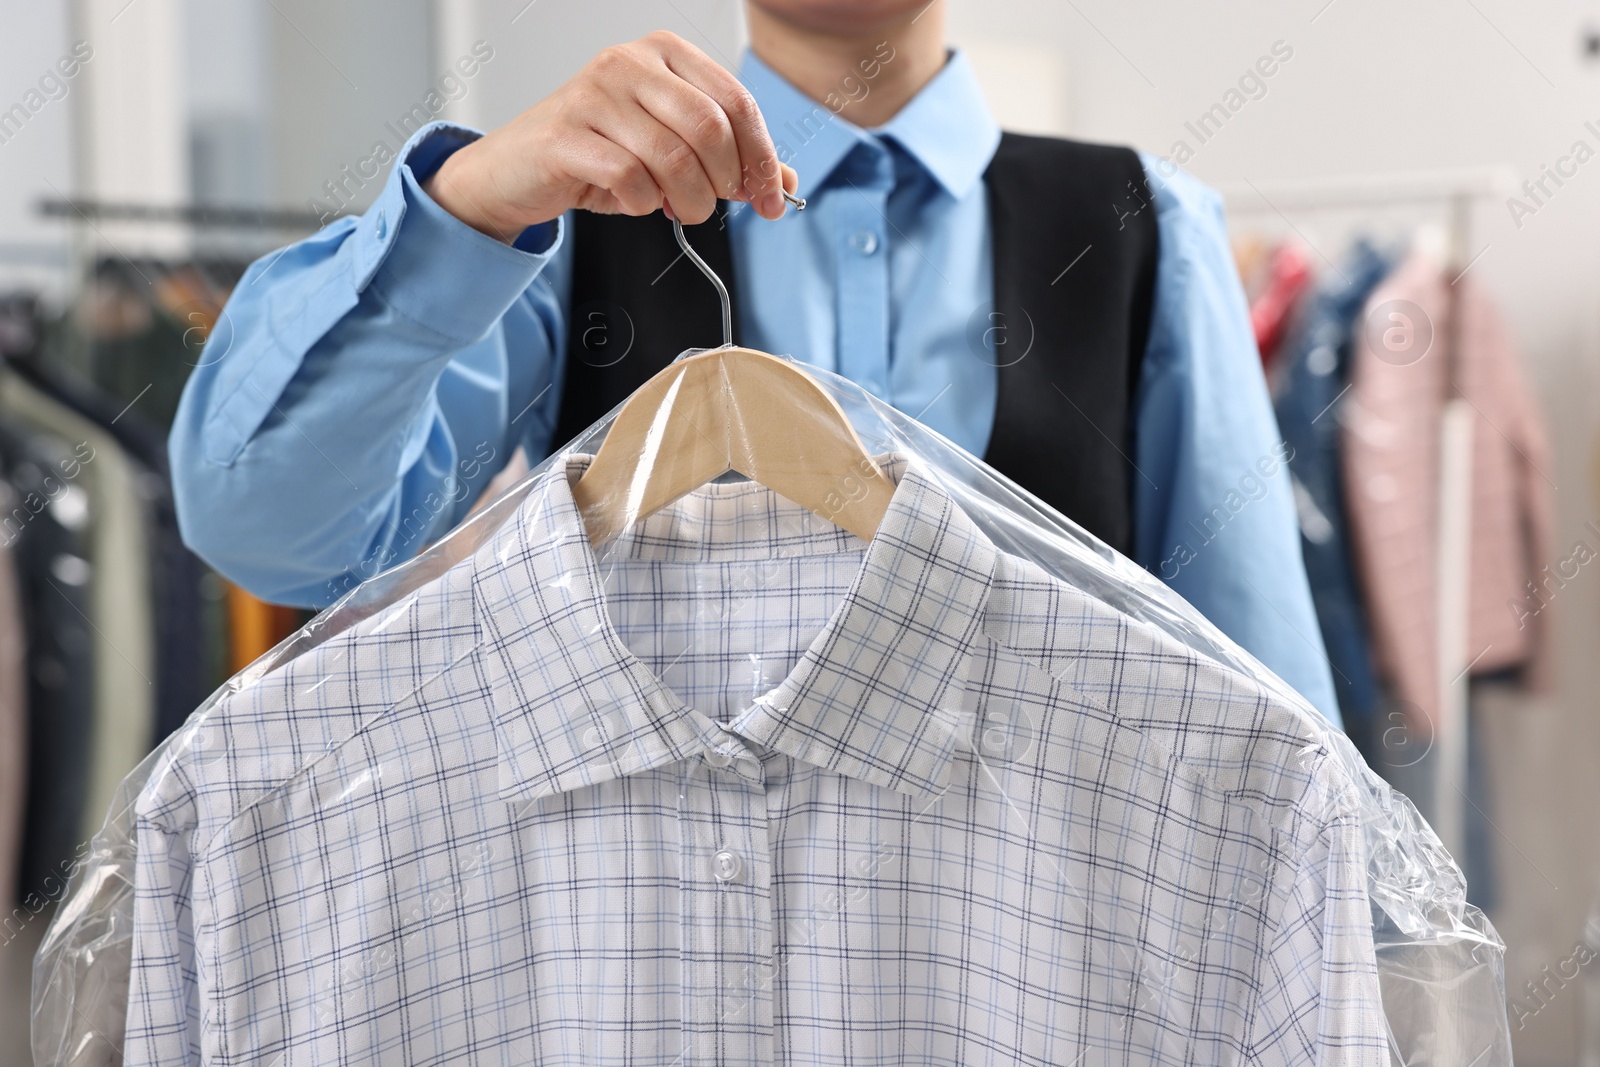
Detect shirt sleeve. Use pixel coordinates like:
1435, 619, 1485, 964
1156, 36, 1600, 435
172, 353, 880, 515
1130, 154, 1342, 726
1245, 815, 1387, 1066
168, 121, 573, 608
125, 817, 202, 1067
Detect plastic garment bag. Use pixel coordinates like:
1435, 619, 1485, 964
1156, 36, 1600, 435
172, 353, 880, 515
33, 354, 1510, 1066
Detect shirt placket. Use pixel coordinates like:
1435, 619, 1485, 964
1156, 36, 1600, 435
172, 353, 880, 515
834, 141, 894, 400
676, 737, 773, 1066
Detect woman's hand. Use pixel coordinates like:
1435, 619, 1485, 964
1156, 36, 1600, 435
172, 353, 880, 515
423, 30, 796, 242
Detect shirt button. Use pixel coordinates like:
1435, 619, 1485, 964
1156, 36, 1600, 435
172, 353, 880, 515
849, 230, 879, 255
375, 210, 387, 239
704, 748, 733, 768
711, 849, 744, 883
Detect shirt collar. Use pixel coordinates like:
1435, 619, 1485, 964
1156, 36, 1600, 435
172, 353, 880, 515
472, 455, 998, 802
739, 47, 1001, 200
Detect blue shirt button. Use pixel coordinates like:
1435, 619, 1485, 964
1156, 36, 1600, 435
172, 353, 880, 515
849, 230, 880, 255
375, 211, 387, 239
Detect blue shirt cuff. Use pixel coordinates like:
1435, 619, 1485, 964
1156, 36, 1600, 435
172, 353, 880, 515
355, 122, 564, 345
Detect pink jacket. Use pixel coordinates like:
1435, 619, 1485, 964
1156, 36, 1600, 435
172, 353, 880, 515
1342, 250, 1554, 741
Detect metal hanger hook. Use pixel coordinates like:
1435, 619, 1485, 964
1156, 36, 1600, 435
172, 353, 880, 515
672, 189, 805, 348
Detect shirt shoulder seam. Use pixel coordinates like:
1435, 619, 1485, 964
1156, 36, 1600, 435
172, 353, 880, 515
181, 617, 489, 862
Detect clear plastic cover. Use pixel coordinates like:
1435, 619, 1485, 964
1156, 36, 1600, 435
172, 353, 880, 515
33, 353, 1509, 1066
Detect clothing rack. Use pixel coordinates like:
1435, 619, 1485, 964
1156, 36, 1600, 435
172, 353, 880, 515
1220, 167, 1515, 868
32, 195, 313, 337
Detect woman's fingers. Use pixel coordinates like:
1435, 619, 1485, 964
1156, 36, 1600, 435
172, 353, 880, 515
651, 32, 786, 218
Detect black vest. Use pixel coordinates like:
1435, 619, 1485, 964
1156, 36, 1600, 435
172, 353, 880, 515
552, 132, 1159, 554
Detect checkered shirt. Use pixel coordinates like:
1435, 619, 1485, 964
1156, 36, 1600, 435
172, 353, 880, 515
126, 456, 1386, 1066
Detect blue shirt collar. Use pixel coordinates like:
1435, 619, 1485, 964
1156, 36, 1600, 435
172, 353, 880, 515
739, 47, 1001, 200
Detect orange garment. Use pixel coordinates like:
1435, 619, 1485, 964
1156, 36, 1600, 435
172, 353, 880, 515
1232, 233, 1271, 298
224, 582, 307, 674
1342, 250, 1555, 740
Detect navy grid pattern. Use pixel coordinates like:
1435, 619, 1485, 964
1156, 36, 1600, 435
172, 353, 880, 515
125, 456, 1385, 1065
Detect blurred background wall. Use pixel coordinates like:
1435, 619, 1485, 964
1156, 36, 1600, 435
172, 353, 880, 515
1, 1, 1597, 1063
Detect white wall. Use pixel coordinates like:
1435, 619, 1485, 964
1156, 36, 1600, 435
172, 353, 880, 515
76, 0, 191, 256
264, 0, 434, 221
186, 0, 270, 208
463, 0, 745, 129
0, 0, 76, 298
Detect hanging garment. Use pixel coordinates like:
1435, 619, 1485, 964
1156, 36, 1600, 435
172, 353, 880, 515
222, 581, 307, 674
36, 367, 1511, 1067
0, 537, 25, 910
0, 416, 96, 905
1273, 242, 1394, 758
3, 329, 220, 745
1231, 232, 1273, 301
78, 259, 242, 430
0, 371, 156, 846
1342, 250, 1555, 739
1248, 240, 1312, 370
121, 457, 1390, 1066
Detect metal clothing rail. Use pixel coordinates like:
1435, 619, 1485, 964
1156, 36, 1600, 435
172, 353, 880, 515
1220, 166, 1517, 887
1216, 166, 1515, 211
37, 197, 325, 232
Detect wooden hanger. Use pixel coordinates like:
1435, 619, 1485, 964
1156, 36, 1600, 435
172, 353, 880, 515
572, 200, 895, 546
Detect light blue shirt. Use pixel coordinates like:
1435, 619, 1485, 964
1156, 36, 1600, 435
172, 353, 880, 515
729, 51, 1000, 451
169, 49, 1340, 724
